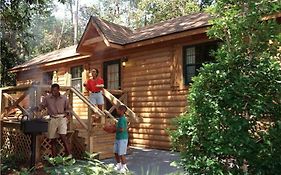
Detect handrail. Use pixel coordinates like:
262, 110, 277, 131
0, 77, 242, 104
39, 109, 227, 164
70, 87, 104, 116
2, 93, 31, 118
103, 89, 139, 123
0, 83, 138, 128
69, 87, 117, 122
1, 91, 34, 119
104, 110, 118, 123
0, 84, 32, 92
108, 94, 126, 113
71, 109, 88, 130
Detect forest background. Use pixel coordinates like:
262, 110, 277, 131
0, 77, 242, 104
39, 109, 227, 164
0, 0, 213, 87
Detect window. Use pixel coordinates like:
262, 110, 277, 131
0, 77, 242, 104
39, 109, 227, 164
183, 42, 218, 84
103, 60, 120, 90
42, 71, 53, 85
71, 65, 83, 91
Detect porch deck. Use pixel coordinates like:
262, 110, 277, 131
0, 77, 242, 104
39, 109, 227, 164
0, 84, 139, 163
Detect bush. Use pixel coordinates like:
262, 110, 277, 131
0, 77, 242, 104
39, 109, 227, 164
170, 0, 281, 174
44, 153, 132, 175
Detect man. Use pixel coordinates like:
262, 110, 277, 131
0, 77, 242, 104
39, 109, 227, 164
83, 68, 104, 110
35, 83, 71, 156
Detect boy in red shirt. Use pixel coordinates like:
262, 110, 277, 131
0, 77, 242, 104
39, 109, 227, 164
84, 68, 104, 110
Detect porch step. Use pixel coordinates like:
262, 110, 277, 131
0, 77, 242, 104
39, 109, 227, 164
74, 127, 115, 159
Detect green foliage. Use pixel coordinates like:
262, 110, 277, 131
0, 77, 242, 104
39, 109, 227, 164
199, 0, 215, 10
0, 0, 53, 86
90, 0, 137, 27
79, 5, 100, 30
0, 150, 34, 174
44, 153, 132, 175
132, 0, 200, 27
141, 166, 159, 175
170, 0, 281, 174
44, 155, 76, 166
28, 13, 74, 56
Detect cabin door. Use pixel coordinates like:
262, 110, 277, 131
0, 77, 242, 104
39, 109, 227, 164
103, 60, 121, 90
103, 60, 121, 114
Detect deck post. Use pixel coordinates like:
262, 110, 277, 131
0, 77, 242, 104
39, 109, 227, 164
0, 89, 3, 117
68, 89, 73, 130
29, 88, 36, 118
87, 106, 93, 152
35, 86, 42, 118
88, 135, 94, 153
35, 135, 42, 163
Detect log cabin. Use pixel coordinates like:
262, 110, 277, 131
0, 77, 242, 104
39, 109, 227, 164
2, 12, 280, 160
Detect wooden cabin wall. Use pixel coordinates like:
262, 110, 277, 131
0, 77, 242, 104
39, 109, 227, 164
16, 70, 44, 108
13, 33, 212, 151
122, 45, 188, 149
15, 66, 90, 124
16, 70, 42, 86
53, 58, 107, 127
71, 34, 212, 149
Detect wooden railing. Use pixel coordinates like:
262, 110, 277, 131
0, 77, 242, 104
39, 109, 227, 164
103, 89, 139, 123
0, 84, 139, 133
1, 83, 140, 157
0, 84, 37, 120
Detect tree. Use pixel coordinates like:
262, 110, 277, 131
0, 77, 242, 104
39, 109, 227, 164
0, 0, 55, 86
199, 0, 215, 10
67, 0, 79, 45
79, 4, 100, 36
28, 13, 73, 55
132, 0, 200, 27
96, 0, 134, 26
170, 0, 281, 174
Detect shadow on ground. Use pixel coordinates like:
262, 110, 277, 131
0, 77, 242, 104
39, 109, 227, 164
102, 147, 184, 175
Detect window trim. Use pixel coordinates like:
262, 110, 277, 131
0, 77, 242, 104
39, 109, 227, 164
42, 71, 54, 85
103, 59, 121, 90
70, 65, 83, 92
183, 41, 218, 85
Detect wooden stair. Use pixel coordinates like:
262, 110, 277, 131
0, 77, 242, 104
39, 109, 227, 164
1, 84, 140, 160
75, 127, 115, 159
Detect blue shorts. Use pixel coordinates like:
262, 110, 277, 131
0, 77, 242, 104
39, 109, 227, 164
114, 139, 128, 156
89, 92, 104, 105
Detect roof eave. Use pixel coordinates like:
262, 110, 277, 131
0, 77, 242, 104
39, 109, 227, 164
9, 54, 90, 73
76, 16, 95, 52
90, 17, 117, 48
124, 26, 210, 49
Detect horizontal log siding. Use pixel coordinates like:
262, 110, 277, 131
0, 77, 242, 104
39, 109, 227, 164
14, 39, 194, 153
76, 128, 115, 159
72, 95, 88, 119
16, 70, 43, 86
124, 46, 188, 150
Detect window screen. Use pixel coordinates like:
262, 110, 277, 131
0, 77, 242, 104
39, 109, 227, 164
71, 65, 83, 91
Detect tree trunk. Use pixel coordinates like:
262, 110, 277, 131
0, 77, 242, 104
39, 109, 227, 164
68, 0, 75, 45
73, 0, 78, 45
57, 17, 65, 49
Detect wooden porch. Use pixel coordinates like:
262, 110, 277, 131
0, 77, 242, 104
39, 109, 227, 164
0, 83, 139, 162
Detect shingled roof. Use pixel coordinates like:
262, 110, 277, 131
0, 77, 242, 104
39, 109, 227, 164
12, 12, 211, 72
10, 45, 79, 72
91, 12, 211, 45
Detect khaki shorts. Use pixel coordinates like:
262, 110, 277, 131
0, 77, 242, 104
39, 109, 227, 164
48, 117, 67, 139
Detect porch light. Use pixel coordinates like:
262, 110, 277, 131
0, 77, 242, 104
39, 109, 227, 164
121, 57, 128, 67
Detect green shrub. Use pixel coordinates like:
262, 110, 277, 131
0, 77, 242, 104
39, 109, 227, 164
0, 150, 31, 174
170, 0, 281, 174
44, 153, 132, 175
